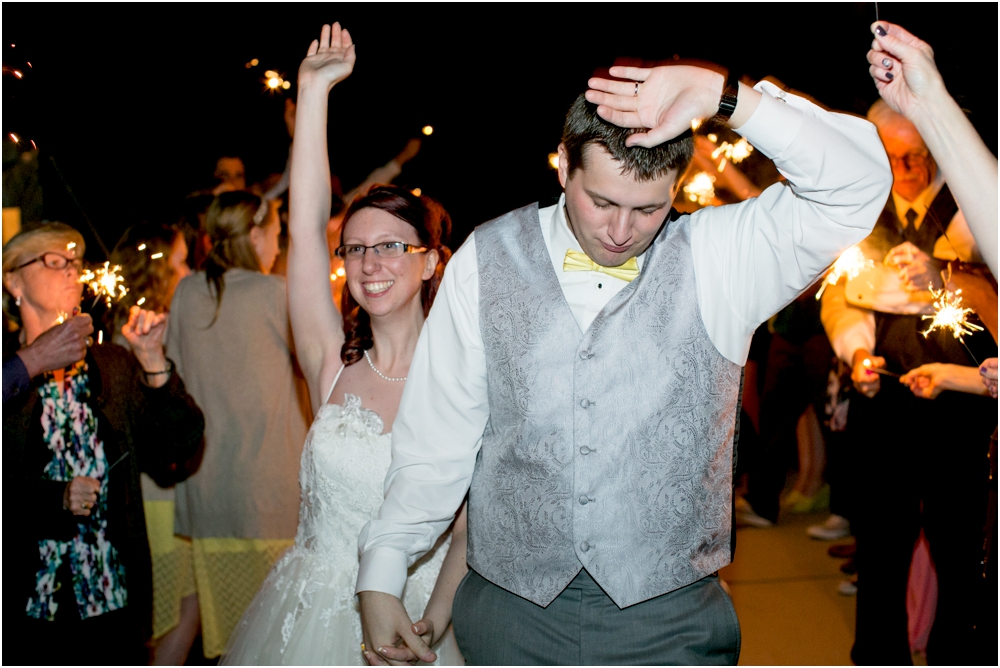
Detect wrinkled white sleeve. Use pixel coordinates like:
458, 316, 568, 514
690, 81, 893, 365
356, 234, 488, 597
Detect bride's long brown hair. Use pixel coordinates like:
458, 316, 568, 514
340, 186, 452, 366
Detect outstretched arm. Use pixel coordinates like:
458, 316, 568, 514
288, 22, 353, 410
868, 22, 998, 276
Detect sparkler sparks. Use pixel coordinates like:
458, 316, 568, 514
712, 138, 754, 171
921, 288, 984, 341
683, 172, 716, 206
80, 262, 128, 307
815, 246, 875, 299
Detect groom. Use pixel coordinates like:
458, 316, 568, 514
358, 63, 891, 664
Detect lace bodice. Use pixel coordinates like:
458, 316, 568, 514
296, 394, 391, 556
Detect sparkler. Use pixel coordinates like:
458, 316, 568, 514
861, 358, 900, 377
683, 172, 716, 206
921, 287, 983, 341
815, 246, 875, 299
711, 138, 754, 172
80, 262, 128, 307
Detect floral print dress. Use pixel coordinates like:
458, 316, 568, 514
25, 361, 128, 621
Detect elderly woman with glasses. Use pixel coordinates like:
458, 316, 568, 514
2, 222, 205, 665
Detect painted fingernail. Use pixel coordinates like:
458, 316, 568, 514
981, 366, 988, 374
885, 72, 894, 80
875, 25, 887, 36
882, 58, 892, 68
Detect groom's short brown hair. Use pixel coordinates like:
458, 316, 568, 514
561, 93, 693, 183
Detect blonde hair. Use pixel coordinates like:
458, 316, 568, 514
203, 191, 268, 325
2, 223, 86, 323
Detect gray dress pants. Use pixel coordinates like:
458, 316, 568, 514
452, 568, 740, 665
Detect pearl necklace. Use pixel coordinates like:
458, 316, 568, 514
364, 350, 407, 382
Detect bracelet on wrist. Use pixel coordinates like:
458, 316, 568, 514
711, 68, 741, 124
143, 359, 174, 377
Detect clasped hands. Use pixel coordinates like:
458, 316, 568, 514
359, 591, 439, 666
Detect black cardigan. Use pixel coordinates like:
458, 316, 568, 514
2, 341, 204, 640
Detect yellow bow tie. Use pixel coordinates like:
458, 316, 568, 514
562, 249, 640, 283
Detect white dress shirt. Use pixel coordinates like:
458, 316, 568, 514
356, 82, 892, 598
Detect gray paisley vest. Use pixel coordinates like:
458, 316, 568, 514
468, 202, 742, 609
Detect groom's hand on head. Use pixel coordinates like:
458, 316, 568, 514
359, 591, 436, 666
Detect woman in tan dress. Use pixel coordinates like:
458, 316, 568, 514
165, 191, 311, 660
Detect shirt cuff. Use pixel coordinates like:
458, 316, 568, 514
733, 81, 804, 160
356, 547, 410, 599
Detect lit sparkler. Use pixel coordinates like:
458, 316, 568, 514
80, 262, 128, 307
547, 153, 560, 170
921, 287, 983, 342
815, 246, 875, 299
683, 172, 716, 206
861, 358, 900, 377
711, 138, 754, 171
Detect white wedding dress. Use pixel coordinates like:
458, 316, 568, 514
222, 368, 461, 665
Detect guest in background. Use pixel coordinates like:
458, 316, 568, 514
869, 21, 998, 664
820, 97, 995, 666
212, 155, 247, 195
166, 191, 311, 660
2, 223, 204, 664
109, 223, 200, 664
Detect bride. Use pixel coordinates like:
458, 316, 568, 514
222, 22, 465, 666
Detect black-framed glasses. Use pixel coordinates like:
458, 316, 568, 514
14, 252, 85, 272
334, 242, 428, 259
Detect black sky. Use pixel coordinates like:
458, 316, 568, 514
3, 3, 996, 258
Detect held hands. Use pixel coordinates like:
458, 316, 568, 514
18, 314, 93, 377
851, 349, 884, 398
298, 22, 356, 92
359, 591, 436, 666
884, 242, 942, 291
64, 476, 100, 517
586, 65, 726, 148
867, 22, 945, 120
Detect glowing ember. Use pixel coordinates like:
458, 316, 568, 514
80, 262, 128, 307
138, 243, 146, 251
411, 188, 422, 196
150, 252, 164, 259
690, 118, 703, 132
137, 297, 146, 306
921, 288, 984, 341
54, 311, 69, 325
422, 126, 434, 136
66, 242, 77, 252
815, 246, 875, 299
98, 331, 104, 345
683, 172, 716, 206
547, 153, 559, 170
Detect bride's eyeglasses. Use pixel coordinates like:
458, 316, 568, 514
15, 252, 85, 272
334, 242, 428, 259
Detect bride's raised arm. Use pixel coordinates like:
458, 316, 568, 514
287, 22, 355, 411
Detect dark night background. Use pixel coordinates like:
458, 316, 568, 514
3, 3, 997, 261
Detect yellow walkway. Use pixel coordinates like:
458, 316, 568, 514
721, 512, 856, 666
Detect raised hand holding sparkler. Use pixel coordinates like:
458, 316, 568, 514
121, 305, 171, 388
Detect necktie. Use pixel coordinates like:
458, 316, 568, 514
562, 249, 640, 283
904, 208, 918, 229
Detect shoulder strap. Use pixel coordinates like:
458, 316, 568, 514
324, 364, 347, 405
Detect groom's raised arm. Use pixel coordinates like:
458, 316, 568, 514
356, 234, 489, 581
689, 81, 892, 364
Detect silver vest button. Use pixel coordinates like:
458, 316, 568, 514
580, 398, 591, 408
579, 446, 592, 455
578, 495, 590, 505
580, 541, 591, 552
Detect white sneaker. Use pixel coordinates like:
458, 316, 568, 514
807, 514, 850, 540
735, 496, 774, 528
838, 578, 858, 596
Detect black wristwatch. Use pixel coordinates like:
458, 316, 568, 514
714, 68, 741, 122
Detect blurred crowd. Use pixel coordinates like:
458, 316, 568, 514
2, 19, 996, 668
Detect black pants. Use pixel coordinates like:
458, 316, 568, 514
848, 382, 993, 666
745, 333, 833, 522
9, 607, 147, 665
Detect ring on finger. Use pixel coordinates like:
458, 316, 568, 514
86, 336, 94, 347
882, 58, 892, 68
634, 81, 639, 97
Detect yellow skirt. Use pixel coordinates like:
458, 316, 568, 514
144, 501, 197, 640
188, 537, 294, 658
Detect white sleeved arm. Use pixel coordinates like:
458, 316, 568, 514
356, 234, 490, 597
820, 280, 876, 364
690, 81, 893, 364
